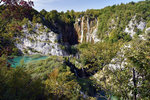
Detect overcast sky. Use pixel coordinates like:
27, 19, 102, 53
31, 0, 142, 12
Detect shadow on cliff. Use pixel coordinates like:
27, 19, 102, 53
42, 18, 79, 45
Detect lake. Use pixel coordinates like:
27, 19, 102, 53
8, 55, 48, 67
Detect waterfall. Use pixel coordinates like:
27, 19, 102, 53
92, 18, 100, 43
86, 17, 90, 42
96, 18, 98, 28
80, 17, 84, 43
89, 34, 92, 43
80, 91, 88, 98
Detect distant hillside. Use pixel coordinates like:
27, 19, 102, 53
0, 0, 150, 55
0, 1, 150, 100
38, 1, 150, 43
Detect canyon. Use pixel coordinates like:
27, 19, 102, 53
15, 14, 149, 56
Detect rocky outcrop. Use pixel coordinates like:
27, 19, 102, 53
14, 16, 101, 56
58, 24, 78, 45
14, 15, 148, 56
74, 16, 100, 43
48, 21, 78, 45
125, 16, 146, 38
15, 22, 69, 56
145, 27, 150, 34
138, 27, 150, 40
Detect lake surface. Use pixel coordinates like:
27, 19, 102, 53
8, 55, 48, 67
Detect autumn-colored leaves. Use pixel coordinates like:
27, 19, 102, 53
0, 0, 34, 7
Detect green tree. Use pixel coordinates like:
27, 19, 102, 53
45, 66, 81, 100
0, 67, 45, 100
92, 37, 150, 99
126, 39, 150, 99
77, 42, 120, 74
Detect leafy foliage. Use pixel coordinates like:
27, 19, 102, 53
97, 1, 150, 42
0, 65, 45, 100
45, 67, 81, 100
91, 36, 150, 99
25, 56, 64, 80
0, 0, 150, 100
76, 42, 120, 74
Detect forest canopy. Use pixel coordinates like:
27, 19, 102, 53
0, 0, 150, 100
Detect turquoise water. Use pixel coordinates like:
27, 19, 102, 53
8, 56, 48, 67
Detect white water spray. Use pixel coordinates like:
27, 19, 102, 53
80, 17, 84, 43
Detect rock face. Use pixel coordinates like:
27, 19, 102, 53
145, 27, 150, 34
15, 16, 101, 56
15, 22, 69, 56
49, 21, 78, 45
74, 16, 100, 43
74, 15, 147, 43
125, 16, 146, 38
14, 15, 148, 56
108, 44, 130, 70
58, 24, 79, 45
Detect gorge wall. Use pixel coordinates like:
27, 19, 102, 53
15, 22, 69, 56
14, 0, 150, 56
14, 15, 101, 56
47, 16, 100, 44
74, 16, 100, 43
1, 0, 150, 56
15, 15, 148, 56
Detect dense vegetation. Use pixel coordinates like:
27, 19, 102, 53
0, 0, 150, 100
38, 1, 150, 43
1, 0, 150, 53
97, 1, 150, 42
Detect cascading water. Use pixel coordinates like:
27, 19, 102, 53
80, 17, 84, 43
86, 17, 90, 42
96, 18, 98, 27
76, 16, 100, 43
89, 34, 92, 43
92, 18, 100, 43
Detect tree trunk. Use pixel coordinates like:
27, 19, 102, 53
133, 68, 137, 100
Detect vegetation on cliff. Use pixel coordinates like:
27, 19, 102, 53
0, 0, 150, 100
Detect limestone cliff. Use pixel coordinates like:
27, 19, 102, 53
74, 16, 100, 43
14, 15, 148, 56
15, 22, 69, 56
124, 16, 146, 38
